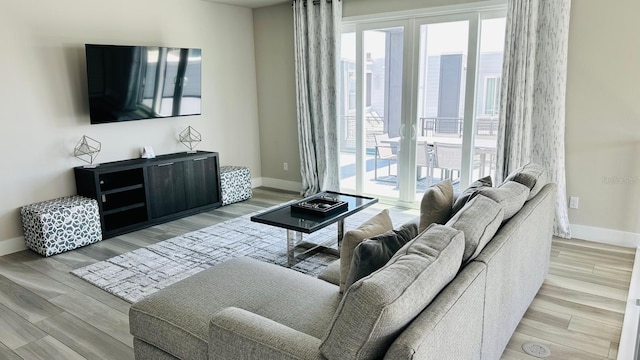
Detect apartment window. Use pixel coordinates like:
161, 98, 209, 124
484, 76, 501, 116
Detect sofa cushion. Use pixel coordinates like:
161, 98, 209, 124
320, 224, 465, 360
318, 259, 340, 285
339, 209, 393, 292
451, 176, 492, 216
446, 195, 504, 263
504, 162, 547, 199
474, 181, 530, 221
344, 222, 419, 289
130, 257, 342, 360
419, 179, 454, 232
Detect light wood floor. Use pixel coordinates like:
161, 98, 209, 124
503, 236, 635, 360
0, 188, 634, 359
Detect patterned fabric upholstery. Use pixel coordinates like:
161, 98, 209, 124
20, 195, 102, 257
445, 195, 504, 264
320, 224, 465, 360
220, 166, 253, 206
503, 163, 548, 200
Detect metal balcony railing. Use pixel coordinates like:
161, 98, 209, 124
418, 117, 499, 137
339, 115, 499, 151
340, 115, 385, 151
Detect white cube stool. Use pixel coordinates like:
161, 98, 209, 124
220, 166, 253, 206
20, 195, 102, 257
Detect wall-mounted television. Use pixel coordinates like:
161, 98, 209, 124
85, 44, 202, 124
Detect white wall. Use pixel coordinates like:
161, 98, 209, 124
565, 0, 640, 236
342, 0, 489, 17
253, 3, 301, 191
0, 0, 260, 253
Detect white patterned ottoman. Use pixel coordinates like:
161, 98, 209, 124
220, 166, 253, 206
20, 195, 102, 257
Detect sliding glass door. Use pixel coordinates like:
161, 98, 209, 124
338, 8, 506, 204
338, 21, 408, 202
412, 18, 472, 201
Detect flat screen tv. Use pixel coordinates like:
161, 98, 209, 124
85, 44, 202, 124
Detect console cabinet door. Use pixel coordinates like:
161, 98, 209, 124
147, 161, 187, 218
184, 156, 220, 209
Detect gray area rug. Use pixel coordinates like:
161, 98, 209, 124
71, 204, 415, 303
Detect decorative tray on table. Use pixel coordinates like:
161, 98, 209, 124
290, 193, 348, 217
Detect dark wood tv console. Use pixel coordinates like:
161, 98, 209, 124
74, 150, 221, 239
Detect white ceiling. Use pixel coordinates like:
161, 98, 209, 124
204, 0, 289, 8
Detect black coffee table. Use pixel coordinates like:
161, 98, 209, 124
250, 191, 378, 267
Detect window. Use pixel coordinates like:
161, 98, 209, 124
484, 76, 501, 116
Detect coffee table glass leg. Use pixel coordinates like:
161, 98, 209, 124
286, 230, 302, 267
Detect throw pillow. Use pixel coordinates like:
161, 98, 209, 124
344, 222, 419, 290
474, 181, 530, 221
450, 176, 493, 216
503, 163, 548, 200
446, 195, 504, 263
418, 179, 454, 233
320, 224, 465, 360
339, 209, 393, 293
317, 260, 340, 286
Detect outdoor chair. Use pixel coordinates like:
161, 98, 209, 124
416, 143, 434, 182
433, 142, 462, 181
373, 133, 397, 180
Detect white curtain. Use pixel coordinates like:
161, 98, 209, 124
293, 0, 342, 196
496, 0, 572, 238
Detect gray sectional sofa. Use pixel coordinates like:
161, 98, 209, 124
129, 165, 556, 360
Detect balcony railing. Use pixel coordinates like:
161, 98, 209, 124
341, 115, 385, 151
419, 117, 499, 137
339, 115, 499, 151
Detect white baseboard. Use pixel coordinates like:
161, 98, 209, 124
618, 247, 640, 360
0, 178, 298, 258
251, 177, 262, 188
571, 224, 640, 248
0, 236, 27, 257
258, 177, 303, 193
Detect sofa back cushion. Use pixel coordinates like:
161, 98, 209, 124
450, 176, 492, 216
320, 225, 465, 360
474, 181, 530, 221
419, 179, 454, 232
340, 209, 393, 292
503, 162, 547, 200
446, 195, 504, 263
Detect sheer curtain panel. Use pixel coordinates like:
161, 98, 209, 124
293, 0, 342, 196
496, 0, 572, 238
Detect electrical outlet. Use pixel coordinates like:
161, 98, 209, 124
283, 162, 288, 171
569, 196, 579, 209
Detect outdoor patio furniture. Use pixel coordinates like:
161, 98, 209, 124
433, 142, 462, 180
374, 133, 397, 180
416, 143, 434, 181
476, 117, 499, 136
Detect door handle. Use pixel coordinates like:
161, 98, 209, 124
157, 162, 174, 167
410, 124, 417, 140
399, 124, 406, 140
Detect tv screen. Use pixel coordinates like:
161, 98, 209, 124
85, 44, 202, 124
